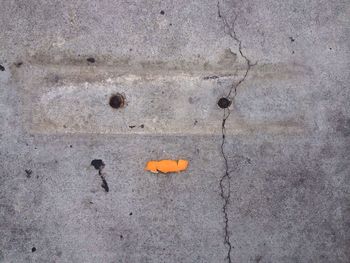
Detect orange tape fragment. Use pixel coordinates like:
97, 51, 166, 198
145, 159, 189, 173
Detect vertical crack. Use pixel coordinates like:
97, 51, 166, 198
217, 1, 256, 262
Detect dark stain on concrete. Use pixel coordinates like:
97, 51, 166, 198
100, 176, 109, 192
25, 169, 32, 178
91, 159, 109, 192
91, 159, 105, 171
336, 115, 350, 137
86, 57, 95, 63
255, 255, 263, 262
14, 62, 23, 68
203, 75, 219, 80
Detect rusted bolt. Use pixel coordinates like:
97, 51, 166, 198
109, 93, 125, 109
217, 97, 231, 109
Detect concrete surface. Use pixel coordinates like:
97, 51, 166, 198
0, 0, 349, 262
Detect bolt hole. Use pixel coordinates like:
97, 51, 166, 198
217, 97, 231, 109
109, 94, 125, 109
87, 57, 95, 63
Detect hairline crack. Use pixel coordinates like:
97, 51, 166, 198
217, 1, 256, 262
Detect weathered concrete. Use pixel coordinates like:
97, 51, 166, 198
0, 0, 349, 262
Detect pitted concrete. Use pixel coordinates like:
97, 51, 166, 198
0, 0, 349, 262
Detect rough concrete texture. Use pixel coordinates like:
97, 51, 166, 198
0, 0, 349, 262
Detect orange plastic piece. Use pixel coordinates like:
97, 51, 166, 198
145, 159, 189, 173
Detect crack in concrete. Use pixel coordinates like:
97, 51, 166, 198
217, 1, 256, 262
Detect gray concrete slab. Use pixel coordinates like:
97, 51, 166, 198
0, 0, 349, 262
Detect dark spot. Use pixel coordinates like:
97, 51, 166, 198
25, 169, 32, 178
53, 75, 60, 83
14, 62, 23, 68
329, 47, 332, 50
203, 75, 219, 80
91, 159, 109, 192
194, 120, 198, 126
255, 255, 262, 262
0, 65, 5, 71
217, 97, 231, 109
289, 37, 295, 42
129, 212, 132, 216
292, 51, 295, 54
120, 235, 123, 239
91, 159, 105, 171
31, 247, 36, 252
140, 124, 144, 128
160, 10, 165, 15
109, 93, 125, 109
129, 125, 136, 128
169, 23, 172, 26
100, 176, 109, 192
69, 145, 73, 148
89, 201, 93, 204
63, 125, 67, 128
335, 115, 350, 137
129, 48, 133, 51
87, 57, 95, 63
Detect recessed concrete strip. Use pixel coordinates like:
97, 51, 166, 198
16, 57, 309, 136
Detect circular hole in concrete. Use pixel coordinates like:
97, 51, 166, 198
109, 93, 125, 109
217, 97, 231, 109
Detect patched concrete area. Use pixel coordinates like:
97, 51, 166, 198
0, 1, 349, 262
